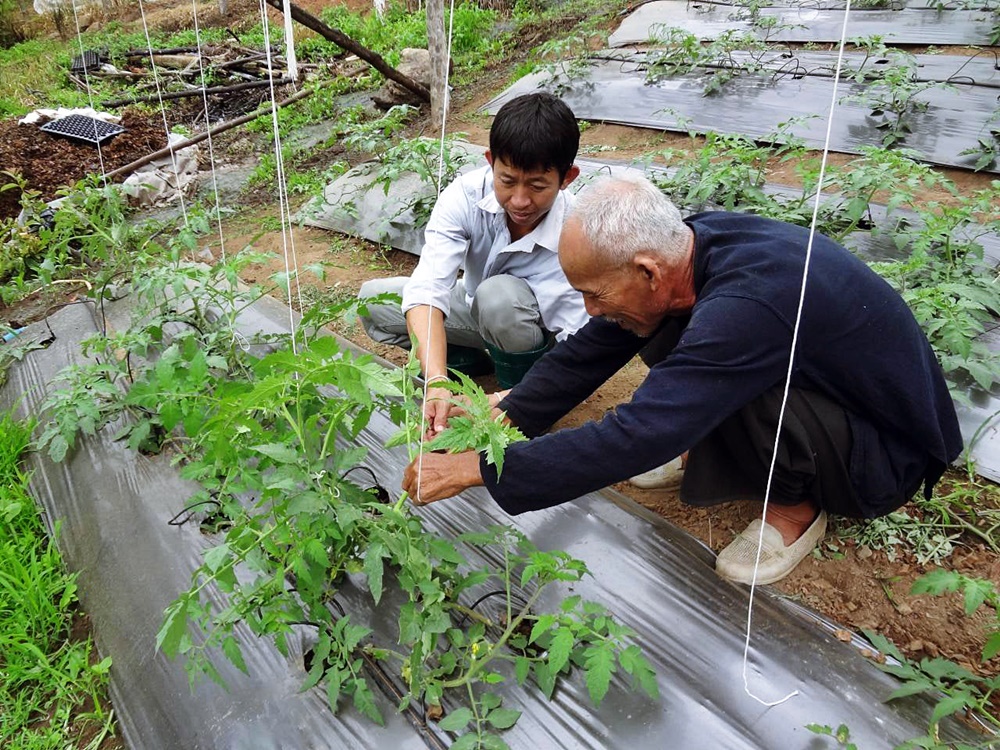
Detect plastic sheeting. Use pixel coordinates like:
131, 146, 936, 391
298, 140, 487, 257
608, 0, 999, 46
2, 292, 992, 749
652, 48, 1000, 87
481, 57, 1000, 174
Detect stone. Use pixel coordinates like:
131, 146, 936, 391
371, 48, 438, 109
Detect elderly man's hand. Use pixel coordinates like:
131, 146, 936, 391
402, 450, 484, 506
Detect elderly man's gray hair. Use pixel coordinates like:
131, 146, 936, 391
568, 173, 688, 267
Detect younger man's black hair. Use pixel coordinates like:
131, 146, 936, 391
489, 92, 579, 181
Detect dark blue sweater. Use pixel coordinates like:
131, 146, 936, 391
480, 212, 963, 517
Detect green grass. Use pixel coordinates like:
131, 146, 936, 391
320, 1, 507, 74
0, 38, 87, 117
0, 411, 116, 749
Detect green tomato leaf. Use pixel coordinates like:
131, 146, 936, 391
584, 644, 616, 706
326, 668, 343, 711
929, 693, 972, 727
251, 443, 300, 464
204, 543, 231, 573
156, 598, 189, 657
480, 734, 511, 750
983, 632, 1000, 662
486, 707, 521, 730
514, 657, 531, 685
438, 707, 474, 732
364, 542, 386, 605
547, 627, 575, 674
222, 636, 248, 674
351, 678, 384, 725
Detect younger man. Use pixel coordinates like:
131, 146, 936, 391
359, 92, 589, 436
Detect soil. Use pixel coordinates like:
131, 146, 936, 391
0, 113, 168, 220
4, 0, 1000, 735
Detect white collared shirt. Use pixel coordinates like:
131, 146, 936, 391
401, 165, 589, 341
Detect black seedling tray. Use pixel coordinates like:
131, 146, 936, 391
70, 50, 101, 73
39, 114, 125, 146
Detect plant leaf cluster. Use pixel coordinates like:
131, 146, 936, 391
33, 254, 659, 744
0, 411, 116, 749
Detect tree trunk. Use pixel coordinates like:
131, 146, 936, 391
425, 0, 448, 126
219, 0, 229, 15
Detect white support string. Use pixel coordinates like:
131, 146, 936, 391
137, 0, 189, 226
415, 0, 458, 505
258, 0, 303, 352
741, 0, 854, 707
189, 0, 228, 262
68, 0, 107, 186
282, 0, 298, 82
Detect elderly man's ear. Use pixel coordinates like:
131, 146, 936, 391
633, 253, 664, 289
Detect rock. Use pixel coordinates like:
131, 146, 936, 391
371, 48, 438, 109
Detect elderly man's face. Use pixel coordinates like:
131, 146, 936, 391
558, 219, 667, 337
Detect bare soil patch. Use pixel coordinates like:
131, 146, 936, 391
0, 112, 168, 220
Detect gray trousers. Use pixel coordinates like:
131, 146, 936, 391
358, 275, 548, 353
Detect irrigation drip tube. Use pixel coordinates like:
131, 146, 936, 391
1, 291, 988, 749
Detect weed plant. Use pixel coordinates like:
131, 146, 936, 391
835, 481, 1000, 563
0, 38, 85, 116
0, 411, 115, 749
319, 0, 508, 77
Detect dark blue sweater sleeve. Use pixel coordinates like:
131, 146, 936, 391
499, 317, 645, 437
481, 297, 794, 515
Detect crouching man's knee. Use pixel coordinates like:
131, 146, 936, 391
358, 277, 410, 347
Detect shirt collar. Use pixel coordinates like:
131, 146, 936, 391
477, 189, 569, 253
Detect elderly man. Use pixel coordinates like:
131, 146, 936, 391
403, 173, 962, 585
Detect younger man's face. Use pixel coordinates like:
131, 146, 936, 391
486, 152, 579, 235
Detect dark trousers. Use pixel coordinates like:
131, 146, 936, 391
640, 317, 865, 517
681, 385, 866, 517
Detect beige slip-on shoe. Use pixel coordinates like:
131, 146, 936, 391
715, 510, 828, 585
629, 456, 684, 489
